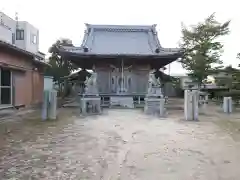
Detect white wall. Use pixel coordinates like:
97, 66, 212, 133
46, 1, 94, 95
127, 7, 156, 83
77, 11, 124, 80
0, 25, 12, 43
0, 12, 40, 54
0, 12, 16, 43
44, 76, 53, 91
0, 12, 16, 30
25, 22, 39, 53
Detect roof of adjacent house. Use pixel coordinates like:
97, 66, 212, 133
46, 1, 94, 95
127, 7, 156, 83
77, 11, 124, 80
0, 40, 50, 67
60, 24, 182, 57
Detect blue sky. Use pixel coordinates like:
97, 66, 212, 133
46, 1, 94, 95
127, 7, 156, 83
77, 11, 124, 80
2, 0, 240, 75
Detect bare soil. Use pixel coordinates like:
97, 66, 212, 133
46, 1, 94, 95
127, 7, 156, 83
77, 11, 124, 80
0, 102, 240, 179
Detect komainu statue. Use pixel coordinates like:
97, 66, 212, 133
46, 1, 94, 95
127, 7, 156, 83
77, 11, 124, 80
147, 70, 162, 96
84, 72, 98, 95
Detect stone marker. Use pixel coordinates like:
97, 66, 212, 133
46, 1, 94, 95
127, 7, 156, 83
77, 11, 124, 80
48, 90, 57, 119
184, 90, 199, 121
42, 90, 49, 121
42, 90, 57, 120
223, 97, 232, 113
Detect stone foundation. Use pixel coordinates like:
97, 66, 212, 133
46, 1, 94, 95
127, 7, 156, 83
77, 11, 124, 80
110, 96, 134, 108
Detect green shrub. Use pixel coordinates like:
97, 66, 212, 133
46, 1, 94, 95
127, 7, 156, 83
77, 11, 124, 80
219, 90, 240, 97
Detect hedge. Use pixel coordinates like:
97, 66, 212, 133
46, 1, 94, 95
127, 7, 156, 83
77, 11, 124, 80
215, 90, 240, 98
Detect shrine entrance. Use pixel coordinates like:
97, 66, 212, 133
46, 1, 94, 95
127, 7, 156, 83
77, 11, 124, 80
110, 59, 132, 94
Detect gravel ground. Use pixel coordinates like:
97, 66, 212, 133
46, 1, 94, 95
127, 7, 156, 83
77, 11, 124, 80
0, 107, 240, 180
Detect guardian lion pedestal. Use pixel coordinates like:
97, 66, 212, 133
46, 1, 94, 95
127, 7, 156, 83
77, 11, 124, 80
144, 70, 166, 117
80, 72, 101, 115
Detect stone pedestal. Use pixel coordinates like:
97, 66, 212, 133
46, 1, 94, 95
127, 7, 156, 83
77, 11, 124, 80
223, 97, 232, 113
80, 95, 101, 115
144, 97, 165, 117
184, 90, 199, 121
110, 96, 134, 108
147, 87, 163, 97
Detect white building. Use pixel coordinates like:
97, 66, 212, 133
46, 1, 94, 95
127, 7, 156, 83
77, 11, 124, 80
0, 12, 44, 58
173, 74, 226, 90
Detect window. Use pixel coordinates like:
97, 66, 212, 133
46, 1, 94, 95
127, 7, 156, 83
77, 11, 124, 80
31, 34, 37, 44
1, 69, 11, 86
0, 69, 11, 105
16, 29, 24, 40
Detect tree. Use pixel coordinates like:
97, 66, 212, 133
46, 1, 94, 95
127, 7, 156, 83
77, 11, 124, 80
179, 13, 230, 87
44, 38, 78, 95
237, 53, 240, 60
214, 65, 240, 104
214, 65, 236, 89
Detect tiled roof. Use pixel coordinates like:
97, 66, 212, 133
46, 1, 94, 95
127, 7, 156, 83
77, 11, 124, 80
60, 24, 182, 57
0, 40, 50, 67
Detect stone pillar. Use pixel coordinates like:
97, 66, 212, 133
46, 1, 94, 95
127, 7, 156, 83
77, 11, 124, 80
223, 97, 232, 113
42, 90, 57, 120
42, 90, 49, 121
159, 98, 165, 117
184, 90, 199, 121
81, 98, 87, 115
49, 90, 57, 120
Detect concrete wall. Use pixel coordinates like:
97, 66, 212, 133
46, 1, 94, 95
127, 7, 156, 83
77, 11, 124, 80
0, 25, 12, 43
0, 12, 40, 54
44, 76, 53, 90
0, 12, 15, 44
0, 51, 43, 107
15, 21, 27, 49
22, 22, 39, 53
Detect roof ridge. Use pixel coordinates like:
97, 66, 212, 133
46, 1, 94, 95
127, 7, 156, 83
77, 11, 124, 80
86, 24, 156, 31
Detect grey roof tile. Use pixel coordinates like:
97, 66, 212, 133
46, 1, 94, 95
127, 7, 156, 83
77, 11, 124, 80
61, 24, 182, 56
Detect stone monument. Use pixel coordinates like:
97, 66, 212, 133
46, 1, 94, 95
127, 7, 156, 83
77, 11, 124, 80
184, 90, 199, 121
223, 96, 232, 113
80, 72, 101, 115
42, 90, 57, 120
144, 70, 165, 117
